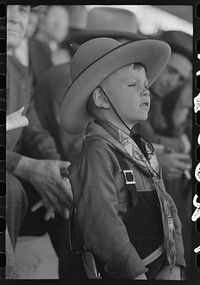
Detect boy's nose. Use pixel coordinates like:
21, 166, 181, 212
141, 89, 150, 97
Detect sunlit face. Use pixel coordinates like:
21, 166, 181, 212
151, 52, 192, 97
101, 64, 150, 127
7, 5, 30, 49
44, 6, 69, 43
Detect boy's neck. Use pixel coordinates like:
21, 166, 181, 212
95, 119, 133, 136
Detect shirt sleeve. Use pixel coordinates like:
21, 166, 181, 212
69, 145, 148, 279
6, 149, 22, 172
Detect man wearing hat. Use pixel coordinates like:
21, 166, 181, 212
140, 30, 192, 179
6, 5, 73, 278
60, 36, 185, 280
68, 6, 141, 42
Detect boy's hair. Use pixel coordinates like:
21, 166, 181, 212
86, 63, 145, 118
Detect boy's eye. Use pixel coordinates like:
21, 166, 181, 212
128, 83, 137, 87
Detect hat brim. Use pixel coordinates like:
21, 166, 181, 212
60, 39, 171, 134
69, 29, 148, 44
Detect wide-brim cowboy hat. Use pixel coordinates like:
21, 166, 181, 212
68, 7, 148, 44
158, 30, 192, 62
60, 37, 171, 134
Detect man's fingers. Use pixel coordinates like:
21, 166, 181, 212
56, 178, 73, 207
175, 162, 191, 172
38, 189, 64, 216
47, 193, 64, 215
173, 153, 191, 160
62, 207, 70, 220
58, 160, 71, 172
31, 200, 44, 212
60, 168, 70, 178
44, 206, 55, 221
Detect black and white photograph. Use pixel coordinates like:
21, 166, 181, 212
2, 2, 200, 283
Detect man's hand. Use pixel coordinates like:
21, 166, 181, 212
156, 265, 181, 280
157, 152, 191, 180
13, 156, 73, 219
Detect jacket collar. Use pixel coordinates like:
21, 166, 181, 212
84, 120, 159, 177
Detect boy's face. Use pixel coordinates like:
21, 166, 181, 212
101, 64, 150, 126
7, 5, 30, 49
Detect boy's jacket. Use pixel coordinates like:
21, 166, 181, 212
69, 121, 185, 279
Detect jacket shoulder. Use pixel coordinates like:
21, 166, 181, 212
81, 137, 117, 160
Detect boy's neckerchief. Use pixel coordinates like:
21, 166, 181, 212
94, 120, 176, 271
95, 120, 159, 176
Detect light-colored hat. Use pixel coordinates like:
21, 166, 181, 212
60, 37, 171, 134
68, 5, 88, 31
69, 7, 146, 43
158, 30, 192, 62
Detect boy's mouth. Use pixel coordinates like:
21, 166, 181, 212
140, 101, 149, 108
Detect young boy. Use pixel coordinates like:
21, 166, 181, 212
60, 38, 186, 280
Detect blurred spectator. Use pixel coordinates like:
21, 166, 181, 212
26, 9, 39, 38
35, 5, 72, 65
6, 5, 73, 279
139, 30, 192, 178
13, 6, 52, 87
162, 79, 192, 140
61, 5, 88, 55
161, 80, 193, 280
139, 30, 192, 279
35, 63, 84, 164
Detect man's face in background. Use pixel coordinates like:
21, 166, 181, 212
7, 5, 30, 49
43, 6, 69, 43
151, 52, 192, 98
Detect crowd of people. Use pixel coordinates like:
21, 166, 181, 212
6, 5, 193, 280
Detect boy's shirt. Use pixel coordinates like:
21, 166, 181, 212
69, 120, 186, 279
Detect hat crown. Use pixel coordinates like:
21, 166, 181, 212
68, 5, 88, 30
87, 7, 138, 34
71, 37, 120, 81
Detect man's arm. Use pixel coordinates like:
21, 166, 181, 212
7, 153, 72, 220
7, 91, 73, 219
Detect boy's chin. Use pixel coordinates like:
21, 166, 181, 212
135, 115, 148, 124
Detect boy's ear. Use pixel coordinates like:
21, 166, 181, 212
92, 87, 110, 109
